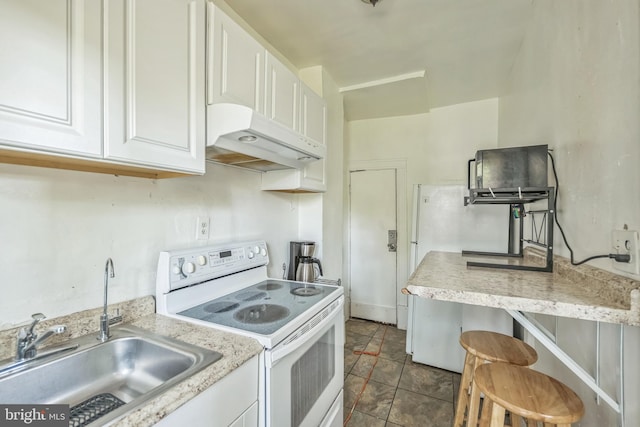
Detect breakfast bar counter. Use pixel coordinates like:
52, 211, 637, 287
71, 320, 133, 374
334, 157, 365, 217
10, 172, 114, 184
405, 250, 640, 326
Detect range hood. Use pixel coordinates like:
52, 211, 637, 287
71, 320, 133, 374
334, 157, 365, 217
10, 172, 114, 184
206, 103, 326, 171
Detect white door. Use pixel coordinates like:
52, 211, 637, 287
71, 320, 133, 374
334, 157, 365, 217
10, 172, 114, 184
349, 169, 397, 323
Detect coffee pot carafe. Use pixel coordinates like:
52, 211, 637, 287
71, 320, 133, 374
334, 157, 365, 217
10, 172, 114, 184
295, 257, 323, 282
288, 241, 318, 280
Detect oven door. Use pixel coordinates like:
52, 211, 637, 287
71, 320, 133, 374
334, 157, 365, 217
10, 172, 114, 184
265, 296, 344, 427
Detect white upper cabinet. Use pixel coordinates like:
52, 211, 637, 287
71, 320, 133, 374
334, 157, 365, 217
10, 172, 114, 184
265, 52, 300, 131
261, 159, 326, 193
265, 53, 327, 147
0, 0, 102, 156
301, 84, 327, 146
104, 0, 205, 174
207, 5, 326, 149
207, 3, 265, 113
206, 4, 327, 191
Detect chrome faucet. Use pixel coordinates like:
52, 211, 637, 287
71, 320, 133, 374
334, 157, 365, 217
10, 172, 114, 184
98, 258, 115, 342
16, 313, 67, 361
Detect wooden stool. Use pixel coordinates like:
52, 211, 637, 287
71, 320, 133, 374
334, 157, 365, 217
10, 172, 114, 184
474, 362, 584, 427
453, 331, 538, 427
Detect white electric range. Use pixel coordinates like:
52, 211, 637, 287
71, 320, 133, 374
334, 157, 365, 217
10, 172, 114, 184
155, 240, 344, 427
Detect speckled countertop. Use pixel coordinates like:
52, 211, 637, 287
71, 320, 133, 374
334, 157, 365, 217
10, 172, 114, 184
0, 296, 263, 427
405, 249, 640, 325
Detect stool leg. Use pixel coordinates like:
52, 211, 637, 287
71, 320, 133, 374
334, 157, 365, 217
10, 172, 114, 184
488, 402, 506, 427
454, 351, 476, 427
467, 357, 484, 426
510, 414, 524, 427
479, 399, 492, 427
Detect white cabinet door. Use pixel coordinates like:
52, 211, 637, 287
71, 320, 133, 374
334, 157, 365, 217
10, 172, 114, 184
0, 0, 101, 156
104, 0, 205, 174
208, 3, 265, 113
302, 158, 326, 189
261, 158, 326, 193
265, 52, 299, 131
154, 355, 259, 427
229, 401, 258, 427
300, 84, 326, 146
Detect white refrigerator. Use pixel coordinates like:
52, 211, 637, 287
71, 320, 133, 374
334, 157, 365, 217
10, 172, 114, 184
406, 184, 514, 373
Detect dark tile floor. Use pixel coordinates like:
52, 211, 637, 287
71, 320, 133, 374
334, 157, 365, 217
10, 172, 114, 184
343, 318, 461, 427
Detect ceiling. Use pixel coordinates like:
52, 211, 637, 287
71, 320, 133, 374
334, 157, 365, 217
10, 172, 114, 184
223, 0, 534, 120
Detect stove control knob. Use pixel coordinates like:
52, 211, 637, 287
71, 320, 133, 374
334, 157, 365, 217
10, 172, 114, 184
197, 255, 207, 266
182, 262, 196, 275
260, 247, 267, 256
253, 245, 260, 254
172, 266, 181, 275
248, 251, 255, 259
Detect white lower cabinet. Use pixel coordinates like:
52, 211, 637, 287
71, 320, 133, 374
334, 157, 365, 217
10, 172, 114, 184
229, 402, 258, 427
154, 355, 259, 427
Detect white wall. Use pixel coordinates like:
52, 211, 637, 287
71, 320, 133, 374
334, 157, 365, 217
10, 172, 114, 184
345, 99, 499, 324
346, 98, 499, 251
499, 1, 640, 425
346, 99, 499, 187
0, 162, 301, 329
319, 68, 345, 281
296, 66, 345, 281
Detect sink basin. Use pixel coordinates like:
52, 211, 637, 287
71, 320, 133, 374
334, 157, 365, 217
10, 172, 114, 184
0, 325, 221, 426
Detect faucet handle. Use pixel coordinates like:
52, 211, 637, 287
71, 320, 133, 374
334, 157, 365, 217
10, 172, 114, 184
27, 313, 46, 335
17, 327, 28, 340
49, 325, 67, 334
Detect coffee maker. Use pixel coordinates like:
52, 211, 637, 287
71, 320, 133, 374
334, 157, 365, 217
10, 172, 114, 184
288, 241, 323, 282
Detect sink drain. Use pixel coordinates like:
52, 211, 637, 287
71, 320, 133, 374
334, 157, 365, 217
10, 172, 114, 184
69, 393, 125, 427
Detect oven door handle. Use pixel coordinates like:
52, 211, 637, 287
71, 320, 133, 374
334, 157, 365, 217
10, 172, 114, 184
267, 298, 343, 368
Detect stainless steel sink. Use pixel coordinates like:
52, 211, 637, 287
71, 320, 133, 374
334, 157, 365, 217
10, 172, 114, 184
0, 325, 222, 426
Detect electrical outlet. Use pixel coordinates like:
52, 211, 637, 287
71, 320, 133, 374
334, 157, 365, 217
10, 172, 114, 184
612, 230, 640, 275
196, 216, 210, 240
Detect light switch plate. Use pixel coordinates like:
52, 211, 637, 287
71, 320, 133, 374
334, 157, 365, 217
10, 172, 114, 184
612, 230, 640, 275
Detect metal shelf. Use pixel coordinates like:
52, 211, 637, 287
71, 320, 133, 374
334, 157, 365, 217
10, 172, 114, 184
464, 186, 553, 205
463, 187, 555, 273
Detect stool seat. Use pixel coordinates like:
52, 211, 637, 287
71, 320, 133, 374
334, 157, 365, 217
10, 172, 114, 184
475, 363, 584, 426
453, 331, 538, 427
460, 330, 538, 366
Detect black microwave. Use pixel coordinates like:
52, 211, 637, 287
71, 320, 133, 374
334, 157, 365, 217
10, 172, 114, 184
469, 144, 548, 190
